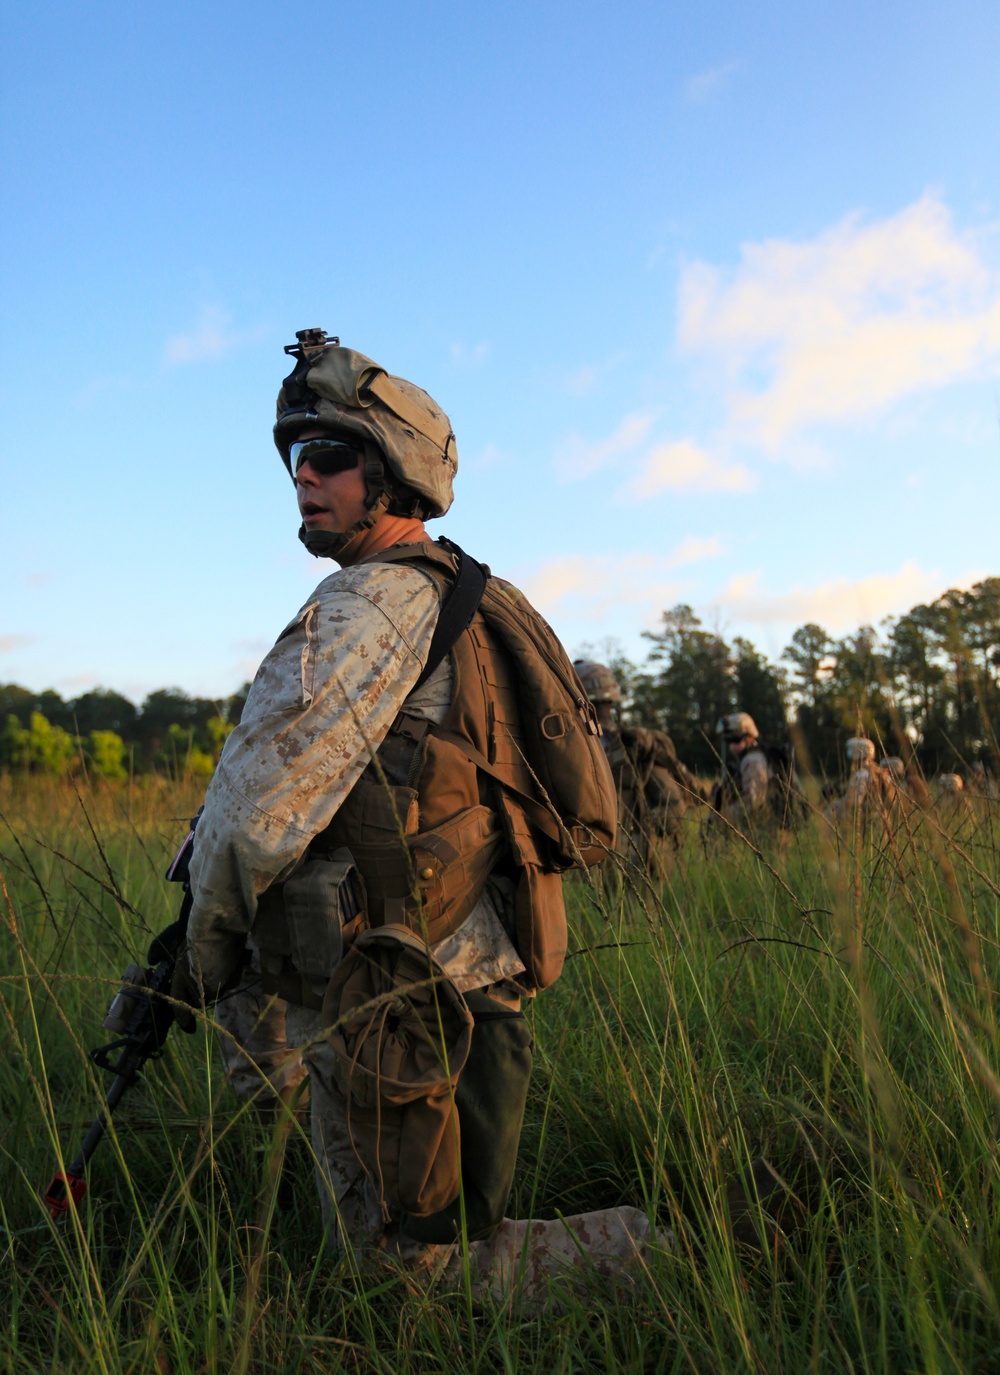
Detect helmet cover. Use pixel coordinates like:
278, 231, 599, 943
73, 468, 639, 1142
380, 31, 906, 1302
275, 336, 457, 519
573, 661, 623, 704
718, 711, 759, 742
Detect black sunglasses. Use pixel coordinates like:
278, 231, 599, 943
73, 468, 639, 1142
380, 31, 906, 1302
290, 436, 363, 477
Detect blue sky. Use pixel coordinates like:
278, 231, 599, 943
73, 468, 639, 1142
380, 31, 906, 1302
2, 0, 999, 702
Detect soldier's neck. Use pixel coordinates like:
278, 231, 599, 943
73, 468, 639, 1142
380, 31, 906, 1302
337, 516, 429, 567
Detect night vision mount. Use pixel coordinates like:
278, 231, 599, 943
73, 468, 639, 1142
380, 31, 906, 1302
284, 328, 340, 361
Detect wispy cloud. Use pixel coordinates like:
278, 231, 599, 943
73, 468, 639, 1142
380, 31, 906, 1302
555, 412, 655, 480
519, 539, 723, 623
678, 193, 1000, 450
467, 442, 505, 470
622, 439, 756, 497
712, 562, 985, 633
683, 59, 740, 104
163, 306, 265, 366
449, 339, 491, 367
564, 363, 602, 398
0, 634, 34, 653
562, 351, 627, 398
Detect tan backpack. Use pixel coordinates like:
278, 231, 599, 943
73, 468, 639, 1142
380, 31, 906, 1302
363, 542, 617, 990
376, 541, 618, 871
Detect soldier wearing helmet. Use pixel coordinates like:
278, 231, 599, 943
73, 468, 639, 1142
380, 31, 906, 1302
712, 712, 807, 833
936, 771, 974, 827
823, 736, 891, 832
170, 332, 659, 1303
574, 661, 705, 876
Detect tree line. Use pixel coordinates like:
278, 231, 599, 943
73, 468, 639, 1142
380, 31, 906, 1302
0, 683, 250, 781
3, 577, 997, 783
586, 576, 1000, 779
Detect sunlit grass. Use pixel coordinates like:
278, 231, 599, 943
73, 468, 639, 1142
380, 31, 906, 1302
1, 773, 998, 1373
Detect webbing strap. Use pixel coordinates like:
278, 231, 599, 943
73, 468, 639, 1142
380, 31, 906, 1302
412, 544, 488, 692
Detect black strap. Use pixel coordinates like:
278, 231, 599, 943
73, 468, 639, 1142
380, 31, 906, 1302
412, 540, 488, 691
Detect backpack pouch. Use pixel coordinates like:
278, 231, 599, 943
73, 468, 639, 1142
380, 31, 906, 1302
399, 987, 534, 1244
323, 926, 474, 1218
514, 863, 567, 991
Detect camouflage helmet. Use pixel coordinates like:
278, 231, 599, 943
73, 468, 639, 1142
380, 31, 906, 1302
717, 712, 758, 742
846, 737, 876, 765
881, 755, 905, 780
274, 330, 457, 555
573, 661, 622, 705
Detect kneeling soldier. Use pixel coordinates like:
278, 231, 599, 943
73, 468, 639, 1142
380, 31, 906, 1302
172, 331, 665, 1303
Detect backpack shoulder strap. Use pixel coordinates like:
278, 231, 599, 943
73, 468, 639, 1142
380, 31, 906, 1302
413, 542, 488, 691
362, 539, 489, 691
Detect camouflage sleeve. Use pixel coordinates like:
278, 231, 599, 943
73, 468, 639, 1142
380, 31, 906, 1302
739, 750, 771, 811
185, 563, 440, 990
721, 749, 770, 823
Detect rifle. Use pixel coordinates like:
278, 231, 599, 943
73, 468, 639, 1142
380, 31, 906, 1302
43, 813, 200, 1218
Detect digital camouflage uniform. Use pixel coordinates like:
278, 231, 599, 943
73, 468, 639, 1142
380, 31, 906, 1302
713, 712, 805, 835
181, 336, 664, 1303
935, 772, 974, 828
824, 738, 891, 836
879, 755, 933, 829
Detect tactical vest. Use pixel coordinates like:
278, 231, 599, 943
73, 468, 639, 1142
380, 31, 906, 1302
253, 542, 571, 1006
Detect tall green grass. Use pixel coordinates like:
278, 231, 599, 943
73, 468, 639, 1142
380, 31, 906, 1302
1, 773, 998, 1373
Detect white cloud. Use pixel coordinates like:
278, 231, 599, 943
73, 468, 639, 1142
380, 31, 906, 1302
678, 193, 1000, 449
0, 634, 33, 653
671, 534, 726, 564
164, 306, 265, 366
467, 442, 505, 470
519, 539, 723, 623
555, 411, 655, 480
712, 562, 986, 633
449, 340, 491, 367
565, 363, 602, 397
683, 59, 739, 104
623, 439, 757, 497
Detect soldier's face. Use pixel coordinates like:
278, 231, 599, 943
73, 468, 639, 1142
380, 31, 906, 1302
595, 701, 617, 729
294, 428, 370, 534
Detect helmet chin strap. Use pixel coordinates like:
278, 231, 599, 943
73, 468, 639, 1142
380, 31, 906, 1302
297, 442, 390, 560
298, 490, 390, 560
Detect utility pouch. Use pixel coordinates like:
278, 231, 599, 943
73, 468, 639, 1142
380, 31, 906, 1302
254, 848, 366, 1009
400, 988, 533, 1244
322, 925, 473, 1219
513, 864, 567, 991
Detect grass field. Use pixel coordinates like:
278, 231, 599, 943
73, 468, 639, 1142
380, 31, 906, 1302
1, 773, 998, 1374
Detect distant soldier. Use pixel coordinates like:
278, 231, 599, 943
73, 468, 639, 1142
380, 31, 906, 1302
881, 755, 905, 783
574, 661, 704, 876
881, 755, 931, 815
714, 712, 807, 833
936, 772, 973, 827
824, 737, 889, 833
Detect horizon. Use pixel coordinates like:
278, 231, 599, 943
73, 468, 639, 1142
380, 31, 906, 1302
3, 2, 999, 698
